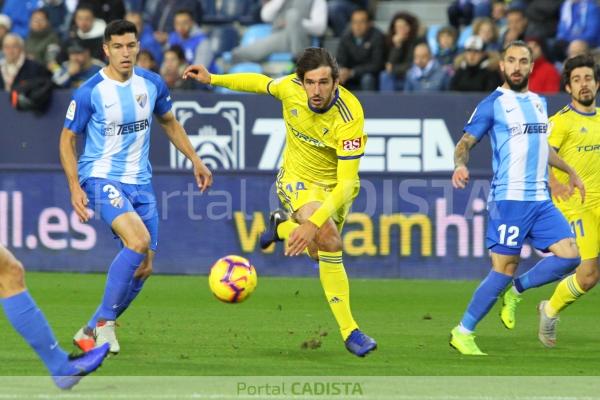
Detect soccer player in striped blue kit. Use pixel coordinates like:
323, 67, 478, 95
59, 20, 213, 354
449, 41, 585, 355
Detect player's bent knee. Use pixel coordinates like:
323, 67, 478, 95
316, 234, 343, 252
126, 233, 151, 254
0, 259, 25, 288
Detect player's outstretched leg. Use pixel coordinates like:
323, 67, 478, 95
259, 209, 293, 249
450, 269, 513, 355
0, 246, 109, 389
52, 344, 110, 390
501, 239, 580, 329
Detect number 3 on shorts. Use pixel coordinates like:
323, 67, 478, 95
498, 224, 519, 246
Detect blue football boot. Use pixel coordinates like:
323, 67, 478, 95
259, 209, 289, 249
345, 329, 377, 357
52, 343, 110, 390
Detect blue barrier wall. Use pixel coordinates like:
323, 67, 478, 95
0, 91, 568, 278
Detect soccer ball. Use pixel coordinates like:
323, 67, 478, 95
208, 255, 257, 303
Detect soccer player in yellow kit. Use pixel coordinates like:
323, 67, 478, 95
536, 54, 600, 347
183, 48, 376, 357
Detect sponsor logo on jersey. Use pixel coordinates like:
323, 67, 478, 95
103, 119, 149, 136
342, 138, 361, 151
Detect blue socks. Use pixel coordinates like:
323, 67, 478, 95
460, 270, 512, 331
1, 291, 69, 375
514, 255, 581, 293
91, 248, 145, 324
88, 276, 147, 328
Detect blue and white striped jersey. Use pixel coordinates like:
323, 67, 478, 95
64, 67, 172, 184
465, 87, 550, 202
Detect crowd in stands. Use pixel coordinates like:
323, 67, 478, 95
0, 0, 599, 96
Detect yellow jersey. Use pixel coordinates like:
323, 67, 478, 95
209, 72, 366, 228
548, 104, 600, 210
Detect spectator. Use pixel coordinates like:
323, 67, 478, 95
144, 0, 203, 44
473, 17, 500, 52
39, 0, 68, 36
567, 39, 589, 59
1, 0, 38, 38
327, 0, 367, 37
525, 36, 560, 94
125, 11, 163, 66
0, 13, 10, 58
450, 36, 501, 92
447, 0, 491, 30
435, 26, 459, 68
68, 5, 106, 61
168, 9, 213, 68
0, 33, 51, 91
231, 0, 327, 63
524, 0, 561, 39
77, 0, 126, 23
336, 8, 384, 91
404, 42, 449, 92
160, 45, 197, 89
379, 11, 420, 91
500, 8, 527, 49
557, 0, 600, 48
52, 41, 103, 88
136, 49, 158, 72
25, 9, 61, 68
491, 0, 506, 28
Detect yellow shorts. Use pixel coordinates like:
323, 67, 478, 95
560, 207, 600, 261
275, 168, 359, 231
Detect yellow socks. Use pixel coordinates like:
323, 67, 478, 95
318, 250, 358, 340
276, 220, 298, 240
547, 274, 586, 318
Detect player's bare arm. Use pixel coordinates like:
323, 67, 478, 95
452, 133, 477, 189
548, 162, 572, 203
156, 111, 213, 193
59, 127, 89, 222
548, 144, 585, 203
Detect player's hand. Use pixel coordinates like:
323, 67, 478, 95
182, 64, 211, 84
70, 185, 90, 222
193, 160, 213, 193
452, 165, 470, 189
568, 172, 586, 204
549, 179, 572, 203
286, 221, 318, 256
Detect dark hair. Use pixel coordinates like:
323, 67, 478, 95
351, 8, 373, 21
166, 45, 186, 63
563, 54, 599, 85
75, 4, 95, 17
31, 8, 49, 19
506, 7, 525, 17
386, 12, 420, 49
104, 19, 138, 42
437, 25, 457, 41
174, 9, 194, 19
296, 47, 339, 81
501, 40, 532, 61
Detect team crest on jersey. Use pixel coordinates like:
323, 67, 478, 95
66, 100, 76, 120
291, 109, 298, 117
534, 102, 543, 114
342, 138, 361, 150
135, 94, 147, 108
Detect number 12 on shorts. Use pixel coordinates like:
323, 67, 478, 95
498, 224, 519, 246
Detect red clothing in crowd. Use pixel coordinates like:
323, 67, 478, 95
529, 56, 561, 94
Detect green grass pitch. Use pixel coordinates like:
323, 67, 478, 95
1, 271, 599, 376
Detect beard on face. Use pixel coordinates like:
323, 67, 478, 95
503, 70, 529, 91
574, 90, 597, 107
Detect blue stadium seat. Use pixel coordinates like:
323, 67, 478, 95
426, 24, 441, 55
457, 25, 473, 50
240, 24, 272, 46
210, 25, 240, 56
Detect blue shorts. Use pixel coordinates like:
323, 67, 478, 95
82, 178, 159, 251
486, 200, 574, 255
